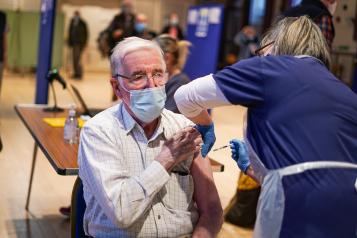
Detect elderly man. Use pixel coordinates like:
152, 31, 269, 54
78, 37, 223, 238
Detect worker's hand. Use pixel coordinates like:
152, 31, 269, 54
156, 127, 202, 171
230, 139, 250, 173
195, 123, 216, 158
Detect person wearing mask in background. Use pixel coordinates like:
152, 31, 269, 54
78, 37, 223, 238
161, 13, 185, 40
155, 34, 191, 113
68, 11, 88, 79
283, 0, 338, 49
234, 25, 259, 60
134, 13, 157, 40
106, 0, 136, 55
106, 0, 136, 101
174, 16, 357, 238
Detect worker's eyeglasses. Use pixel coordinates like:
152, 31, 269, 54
114, 71, 168, 90
254, 41, 275, 57
254, 14, 325, 57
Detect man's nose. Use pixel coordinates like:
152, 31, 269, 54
146, 74, 157, 88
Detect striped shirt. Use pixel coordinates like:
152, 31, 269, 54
78, 103, 199, 238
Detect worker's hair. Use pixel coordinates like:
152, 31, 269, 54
261, 16, 331, 68
154, 34, 191, 70
110, 37, 166, 76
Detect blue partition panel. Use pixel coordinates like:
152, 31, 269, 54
183, 4, 224, 80
35, 0, 57, 104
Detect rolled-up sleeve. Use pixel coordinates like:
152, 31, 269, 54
78, 125, 170, 228
213, 57, 264, 106
174, 57, 265, 118
174, 74, 231, 117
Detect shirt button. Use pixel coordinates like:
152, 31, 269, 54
158, 215, 161, 219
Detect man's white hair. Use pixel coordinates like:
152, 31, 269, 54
110, 37, 165, 76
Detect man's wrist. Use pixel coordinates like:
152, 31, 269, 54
155, 156, 176, 172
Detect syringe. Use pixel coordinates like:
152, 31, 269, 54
212, 145, 230, 152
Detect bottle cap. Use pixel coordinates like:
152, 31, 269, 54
69, 109, 76, 117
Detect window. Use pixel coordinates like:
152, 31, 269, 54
249, 0, 266, 26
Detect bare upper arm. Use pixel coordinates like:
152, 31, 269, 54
190, 155, 222, 213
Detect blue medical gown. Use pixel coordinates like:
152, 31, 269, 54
213, 55, 357, 238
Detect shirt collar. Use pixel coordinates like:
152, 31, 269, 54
119, 103, 136, 134
294, 55, 324, 65
119, 103, 167, 141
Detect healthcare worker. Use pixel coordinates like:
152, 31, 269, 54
174, 16, 357, 238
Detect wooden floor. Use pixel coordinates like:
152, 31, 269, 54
0, 70, 253, 238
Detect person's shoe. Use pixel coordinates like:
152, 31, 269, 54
59, 206, 71, 217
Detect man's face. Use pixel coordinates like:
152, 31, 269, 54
111, 48, 165, 106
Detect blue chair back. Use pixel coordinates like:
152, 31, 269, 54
70, 177, 86, 238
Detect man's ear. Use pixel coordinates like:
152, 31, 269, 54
110, 78, 123, 99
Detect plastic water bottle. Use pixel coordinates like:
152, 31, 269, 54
64, 106, 78, 144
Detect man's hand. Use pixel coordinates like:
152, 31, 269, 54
195, 123, 216, 158
230, 139, 250, 173
156, 127, 202, 171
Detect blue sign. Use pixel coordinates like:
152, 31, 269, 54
35, 0, 57, 104
184, 4, 224, 80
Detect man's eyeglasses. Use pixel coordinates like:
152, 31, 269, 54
114, 72, 168, 89
254, 41, 275, 56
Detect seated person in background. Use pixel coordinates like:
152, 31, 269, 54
78, 37, 223, 238
134, 13, 157, 40
154, 34, 191, 113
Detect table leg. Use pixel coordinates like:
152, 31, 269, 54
25, 143, 38, 211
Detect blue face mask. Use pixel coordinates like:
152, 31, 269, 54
135, 23, 147, 32
128, 86, 166, 123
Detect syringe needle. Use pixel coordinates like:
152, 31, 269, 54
212, 145, 229, 152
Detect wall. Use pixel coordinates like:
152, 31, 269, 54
331, 0, 356, 85
5, 10, 64, 69
0, 0, 42, 11
61, 0, 195, 73
0, 0, 196, 73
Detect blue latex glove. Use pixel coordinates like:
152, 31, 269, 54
195, 123, 216, 158
230, 139, 250, 173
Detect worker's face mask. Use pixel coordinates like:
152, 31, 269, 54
120, 81, 166, 123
